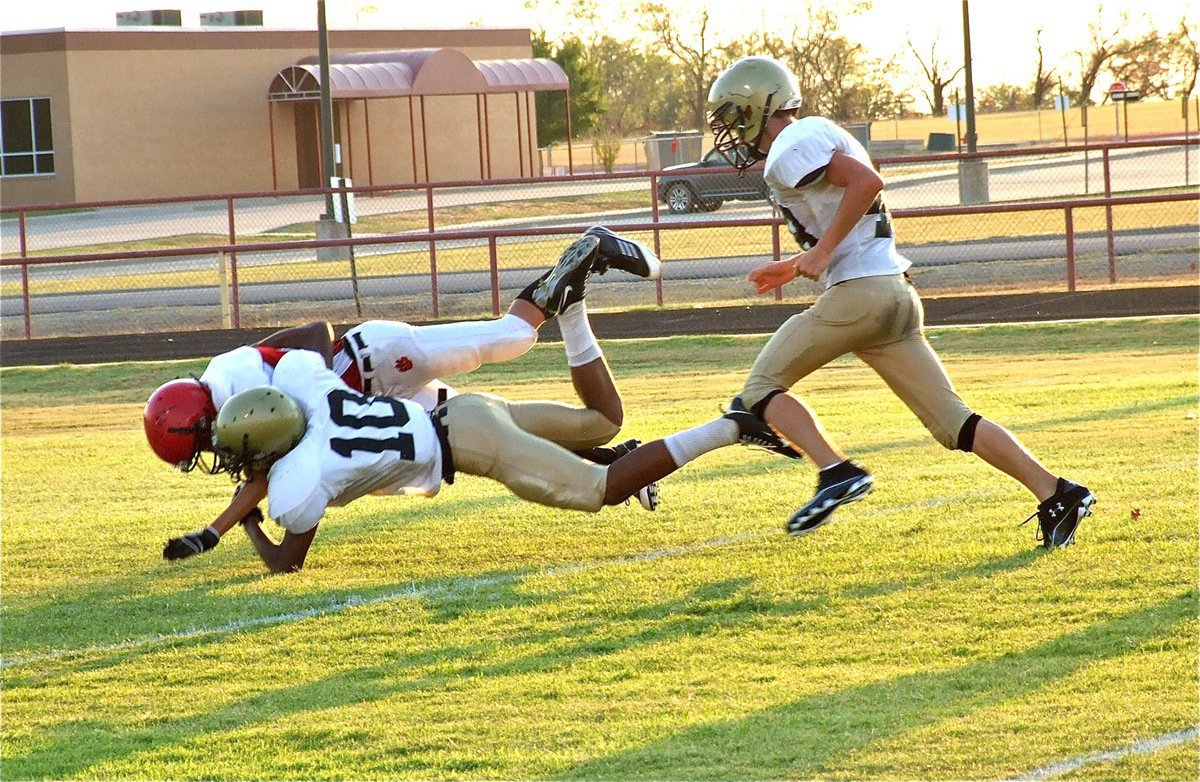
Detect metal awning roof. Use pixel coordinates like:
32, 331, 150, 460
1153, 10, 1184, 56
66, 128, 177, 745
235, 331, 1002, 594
268, 47, 568, 101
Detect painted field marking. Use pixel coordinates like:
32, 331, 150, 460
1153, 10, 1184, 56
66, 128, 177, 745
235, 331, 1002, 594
0, 530, 767, 669
1010, 725, 1198, 780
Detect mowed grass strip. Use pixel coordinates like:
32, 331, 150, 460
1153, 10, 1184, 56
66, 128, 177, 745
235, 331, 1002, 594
0, 318, 1196, 780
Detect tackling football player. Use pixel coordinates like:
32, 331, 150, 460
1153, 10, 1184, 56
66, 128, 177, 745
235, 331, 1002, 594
703, 56, 1095, 548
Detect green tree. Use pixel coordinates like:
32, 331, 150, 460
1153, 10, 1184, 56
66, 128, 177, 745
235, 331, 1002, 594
1168, 17, 1199, 109
1109, 25, 1179, 101
591, 35, 689, 134
532, 31, 604, 145
1073, 9, 1152, 106
977, 83, 1031, 112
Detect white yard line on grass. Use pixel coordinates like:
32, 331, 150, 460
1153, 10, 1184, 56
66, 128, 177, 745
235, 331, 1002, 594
0, 531, 767, 669
0, 489, 1037, 669
1010, 725, 1199, 780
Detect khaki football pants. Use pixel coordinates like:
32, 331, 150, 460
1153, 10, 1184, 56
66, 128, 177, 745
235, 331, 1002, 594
740, 274, 973, 449
442, 393, 616, 512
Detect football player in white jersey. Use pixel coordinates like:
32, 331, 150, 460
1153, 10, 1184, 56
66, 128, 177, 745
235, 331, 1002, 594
144, 227, 661, 473
161, 347, 776, 573
702, 56, 1094, 548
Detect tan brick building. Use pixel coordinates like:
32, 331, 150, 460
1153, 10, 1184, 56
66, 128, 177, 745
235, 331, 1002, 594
0, 26, 562, 206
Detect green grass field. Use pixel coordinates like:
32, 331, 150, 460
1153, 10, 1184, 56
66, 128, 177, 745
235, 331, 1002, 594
2, 317, 1197, 780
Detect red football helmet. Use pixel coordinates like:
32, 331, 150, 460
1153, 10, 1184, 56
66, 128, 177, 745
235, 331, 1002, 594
143, 378, 218, 471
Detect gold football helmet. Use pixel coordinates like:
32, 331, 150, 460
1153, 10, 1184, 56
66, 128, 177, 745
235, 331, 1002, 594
213, 386, 306, 476
706, 56, 801, 170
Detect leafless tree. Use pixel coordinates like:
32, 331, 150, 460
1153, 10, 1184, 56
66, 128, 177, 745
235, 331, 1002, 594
1168, 17, 1199, 105
728, 5, 899, 123
908, 35, 964, 115
639, 3, 728, 130
1073, 8, 1150, 105
1031, 29, 1057, 109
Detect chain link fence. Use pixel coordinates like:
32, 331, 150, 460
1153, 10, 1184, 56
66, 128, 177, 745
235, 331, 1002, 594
1, 139, 1196, 340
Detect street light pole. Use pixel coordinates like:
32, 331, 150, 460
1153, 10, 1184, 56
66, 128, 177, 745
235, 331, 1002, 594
961, 0, 978, 153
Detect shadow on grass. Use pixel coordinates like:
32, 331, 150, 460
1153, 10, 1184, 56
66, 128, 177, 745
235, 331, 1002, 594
3, 577, 828, 778
555, 590, 1198, 780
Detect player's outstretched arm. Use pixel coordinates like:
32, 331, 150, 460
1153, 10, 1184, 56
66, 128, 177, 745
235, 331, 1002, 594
162, 472, 269, 562
255, 321, 335, 367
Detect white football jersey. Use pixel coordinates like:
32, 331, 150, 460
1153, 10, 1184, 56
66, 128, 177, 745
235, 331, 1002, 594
200, 346, 274, 409
265, 349, 443, 535
765, 116, 910, 287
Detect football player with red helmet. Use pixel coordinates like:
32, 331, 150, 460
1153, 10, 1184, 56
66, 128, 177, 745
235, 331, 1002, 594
145, 228, 662, 477
161, 347, 748, 573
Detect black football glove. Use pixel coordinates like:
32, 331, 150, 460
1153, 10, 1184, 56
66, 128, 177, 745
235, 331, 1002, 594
163, 526, 220, 560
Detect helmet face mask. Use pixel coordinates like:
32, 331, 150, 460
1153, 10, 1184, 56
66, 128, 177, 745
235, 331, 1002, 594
707, 56, 802, 171
144, 378, 221, 473
709, 100, 767, 171
213, 387, 307, 478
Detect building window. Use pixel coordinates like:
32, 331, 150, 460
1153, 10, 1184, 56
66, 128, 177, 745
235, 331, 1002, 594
1, 98, 55, 177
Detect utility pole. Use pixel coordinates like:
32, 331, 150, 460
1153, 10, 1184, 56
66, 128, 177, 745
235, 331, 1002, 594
961, 0, 977, 152
957, 0, 987, 203
317, 0, 336, 218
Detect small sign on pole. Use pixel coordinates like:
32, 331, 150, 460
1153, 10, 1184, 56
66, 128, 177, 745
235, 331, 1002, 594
330, 177, 357, 224
946, 103, 967, 121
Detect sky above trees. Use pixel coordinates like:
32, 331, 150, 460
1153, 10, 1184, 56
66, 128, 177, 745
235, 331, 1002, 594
3, 0, 1193, 96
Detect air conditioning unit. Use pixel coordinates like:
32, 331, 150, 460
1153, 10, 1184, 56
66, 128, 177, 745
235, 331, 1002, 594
115, 9, 183, 26
199, 10, 263, 26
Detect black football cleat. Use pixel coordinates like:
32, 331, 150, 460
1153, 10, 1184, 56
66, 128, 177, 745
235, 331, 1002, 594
584, 225, 662, 280
1023, 478, 1095, 548
575, 438, 659, 511
786, 460, 874, 536
722, 397, 803, 459
532, 234, 601, 316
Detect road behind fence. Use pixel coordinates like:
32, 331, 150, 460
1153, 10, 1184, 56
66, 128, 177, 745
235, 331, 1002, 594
1, 138, 1196, 340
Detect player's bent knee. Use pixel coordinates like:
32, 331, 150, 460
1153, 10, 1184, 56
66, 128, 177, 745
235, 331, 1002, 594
739, 382, 786, 417
592, 416, 621, 445
955, 412, 982, 452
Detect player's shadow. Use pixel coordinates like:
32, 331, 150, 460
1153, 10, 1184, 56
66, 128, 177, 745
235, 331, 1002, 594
555, 589, 1198, 780
1, 560, 552, 689
791, 393, 1196, 462
3, 577, 827, 779
2, 500, 475, 663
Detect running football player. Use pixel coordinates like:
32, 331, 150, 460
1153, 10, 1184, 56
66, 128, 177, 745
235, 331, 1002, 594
703, 56, 1095, 548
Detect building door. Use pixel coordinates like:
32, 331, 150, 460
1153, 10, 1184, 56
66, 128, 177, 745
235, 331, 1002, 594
294, 101, 343, 189
294, 102, 320, 189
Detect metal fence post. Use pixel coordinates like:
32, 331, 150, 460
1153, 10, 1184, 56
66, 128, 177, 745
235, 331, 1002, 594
488, 235, 500, 316
650, 173, 664, 306
226, 196, 241, 328
1064, 207, 1076, 293
19, 209, 30, 338
218, 251, 232, 328
427, 184, 439, 318
771, 219, 783, 302
1102, 148, 1116, 283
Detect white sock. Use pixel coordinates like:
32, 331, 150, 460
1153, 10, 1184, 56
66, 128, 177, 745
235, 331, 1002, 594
663, 418, 739, 466
557, 301, 602, 367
